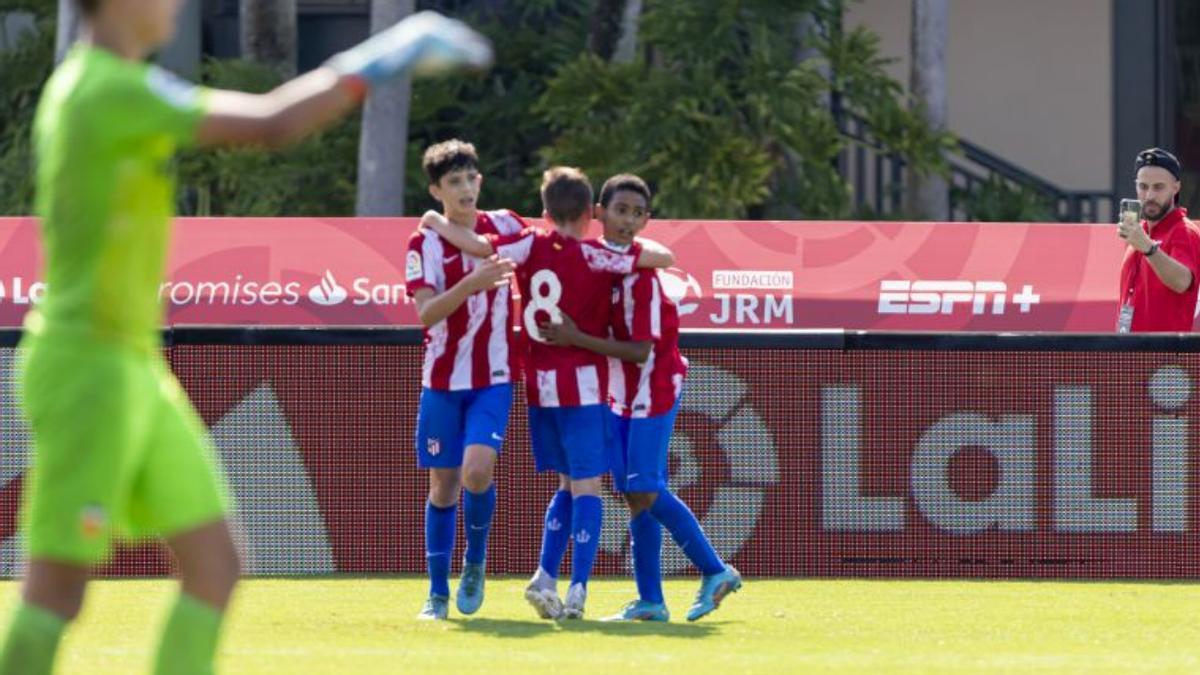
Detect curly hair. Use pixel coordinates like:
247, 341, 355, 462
421, 139, 479, 186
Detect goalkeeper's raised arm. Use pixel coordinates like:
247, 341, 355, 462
198, 11, 492, 149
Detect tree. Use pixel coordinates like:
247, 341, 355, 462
53, 0, 77, 63
355, 0, 414, 216
612, 0, 642, 64
588, 0, 623, 59
239, 0, 297, 78
537, 0, 951, 219
403, 1, 593, 217
175, 59, 358, 217
905, 0, 950, 220
0, 0, 55, 215
590, 0, 641, 64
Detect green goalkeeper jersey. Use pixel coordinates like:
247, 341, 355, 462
31, 44, 209, 351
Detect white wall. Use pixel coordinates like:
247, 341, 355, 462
846, 0, 1113, 191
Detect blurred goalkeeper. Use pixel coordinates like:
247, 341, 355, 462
0, 1, 490, 673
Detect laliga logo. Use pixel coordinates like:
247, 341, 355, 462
822, 366, 1194, 535
657, 268, 701, 316
308, 271, 349, 306
599, 364, 779, 573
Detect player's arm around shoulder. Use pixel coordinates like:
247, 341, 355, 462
419, 210, 501, 258
634, 237, 676, 269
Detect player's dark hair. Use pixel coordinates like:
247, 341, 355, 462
541, 167, 593, 225
74, 0, 101, 15
599, 173, 652, 209
422, 139, 479, 186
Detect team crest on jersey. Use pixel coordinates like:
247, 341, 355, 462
427, 437, 441, 456
406, 250, 423, 282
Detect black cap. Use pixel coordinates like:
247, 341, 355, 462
1135, 148, 1182, 180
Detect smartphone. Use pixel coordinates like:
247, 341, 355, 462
1119, 198, 1142, 228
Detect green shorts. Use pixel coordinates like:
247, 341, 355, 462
17, 332, 229, 565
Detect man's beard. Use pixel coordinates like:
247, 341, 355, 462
1145, 199, 1171, 221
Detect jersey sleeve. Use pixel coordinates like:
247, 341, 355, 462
1169, 225, 1200, 290
102, 64, 209, 147
486, 209, 530, 236
405, 232, 438, 297
581, 240, 638, 276
486, 228, 537, 264
627, 271, 663, 341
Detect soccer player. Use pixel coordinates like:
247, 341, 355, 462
405, 140, 525, 620
421, 167, 675, 620
541, 174, 742, 622
0, 2, 490, 672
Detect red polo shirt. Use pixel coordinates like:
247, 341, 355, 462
1118, 207, 1200, 332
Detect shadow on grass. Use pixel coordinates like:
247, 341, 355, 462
450, 617, 720, 639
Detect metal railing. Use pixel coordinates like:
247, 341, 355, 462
835, 112, 1115, 223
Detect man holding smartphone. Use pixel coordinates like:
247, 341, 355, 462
1116, 148, 1200, 332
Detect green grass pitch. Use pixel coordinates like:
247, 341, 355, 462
3, 576, 1199, 673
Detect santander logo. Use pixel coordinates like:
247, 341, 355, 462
308, 271, 349, 306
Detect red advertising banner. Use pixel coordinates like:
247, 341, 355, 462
1, 338, 1196, 579
0, 217, 1134, 331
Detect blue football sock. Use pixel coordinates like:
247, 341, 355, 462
629, 510, 664, 604
538, 490, 573, 579
569, 495, 603, 588
426, 501, 457, 597
649, 489, 725, 576
462, 485, 496, 566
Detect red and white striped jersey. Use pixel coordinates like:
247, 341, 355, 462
488, 227, 642, 407
405, 209, 526, 391
607, 268, 688, 418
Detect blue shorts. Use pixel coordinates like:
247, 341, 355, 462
528, 405, 609, 480
607, 400, 680, 494
416, 384, 512, 469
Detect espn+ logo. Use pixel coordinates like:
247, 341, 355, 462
878, 280, 1041, 315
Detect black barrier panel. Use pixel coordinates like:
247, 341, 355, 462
2, 327, 1200, 351
1, 328, 1199, 579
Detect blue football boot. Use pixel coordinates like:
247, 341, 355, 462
456, 562, 486, 615
686, 566, 743, 622
602, 599, 670, 622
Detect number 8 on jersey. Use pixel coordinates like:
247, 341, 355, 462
524, 269, 564, 343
